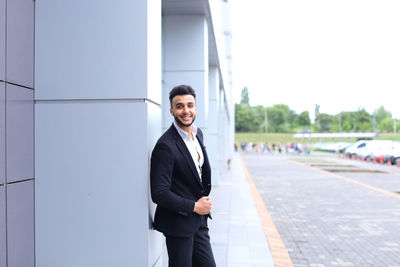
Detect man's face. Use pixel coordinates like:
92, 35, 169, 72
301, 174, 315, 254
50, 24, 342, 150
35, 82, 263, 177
170, 94, 197, 128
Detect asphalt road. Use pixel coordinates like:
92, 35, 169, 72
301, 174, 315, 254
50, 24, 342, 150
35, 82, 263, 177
241, 151, 400, 267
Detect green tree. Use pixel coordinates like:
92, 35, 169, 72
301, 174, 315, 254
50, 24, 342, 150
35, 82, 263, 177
375, 106, 392, 123
354, 108, 372, 131
253, 105, 266, 131
378, 117, 394, 132
235, 104, 251, 131
375, 106, 392, 132
297, 111, 311, 128
316, 113, 334, 131
267, 104, 293, 133
235, 104, 265, 132
240, 87, 249, 105
336, 112, 352, 132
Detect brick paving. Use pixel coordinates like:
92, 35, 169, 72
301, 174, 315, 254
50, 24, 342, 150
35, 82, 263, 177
241, 152, 400, 267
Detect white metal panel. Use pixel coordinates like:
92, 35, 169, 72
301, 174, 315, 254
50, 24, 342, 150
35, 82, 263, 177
163, 15, 208, 72
0, 82, 4, 184
35, 0, 152, 100
6, 84, 34, 182
0, 0, 5, 81
208, 67, 219, 132
207, 67, 220, 185
146, 102, 163, 267
0, 186, 5, 267
7, 180, 35, 267
147, 0, 162, 105
6, 0, 34, 88
35, 101, 150, 267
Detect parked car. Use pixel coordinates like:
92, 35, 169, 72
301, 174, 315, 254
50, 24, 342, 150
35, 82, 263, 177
382, 141, 400, 165
344, 140, 370, 159
361, 140, 394, 162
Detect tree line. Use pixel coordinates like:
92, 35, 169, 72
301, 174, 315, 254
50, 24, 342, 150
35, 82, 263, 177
235, 87, 399, 133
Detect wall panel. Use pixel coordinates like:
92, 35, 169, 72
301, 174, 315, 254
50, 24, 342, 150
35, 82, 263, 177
0, 186, 6, 267
35, 101, 150, 267
0, 82, 5, 184
6, 0, 34, 88
6, 84, 34, 182
0, 0, 5, 81
7, 180, 35, 267
35, 0, 151, 100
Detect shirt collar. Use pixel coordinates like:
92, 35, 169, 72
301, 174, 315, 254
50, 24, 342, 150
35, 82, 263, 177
173, 120, 198, 141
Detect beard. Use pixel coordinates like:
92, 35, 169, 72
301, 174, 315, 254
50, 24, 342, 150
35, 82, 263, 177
174, 114, 196, 127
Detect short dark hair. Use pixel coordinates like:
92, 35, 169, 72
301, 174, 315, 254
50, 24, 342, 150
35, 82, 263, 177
169, 85, 196, 106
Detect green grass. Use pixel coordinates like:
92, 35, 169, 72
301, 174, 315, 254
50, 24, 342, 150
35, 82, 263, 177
235, 133, 295, 144
376, 133, 400, 141
235, 132, 400, 144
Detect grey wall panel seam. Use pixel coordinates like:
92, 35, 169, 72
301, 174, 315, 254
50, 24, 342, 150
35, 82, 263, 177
6, 178, 34, 185
33, 179, 36, 267
5, 81, 34, 90
35, 98, 161, 106
4, 184, 6, 267
4, 0, 6, 84
145, 98, 162, 107
32, 2, 36, 266
33, 2, 36, 264
3, 0, 7, 265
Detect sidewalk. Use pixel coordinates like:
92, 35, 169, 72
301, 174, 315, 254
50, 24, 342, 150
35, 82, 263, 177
210, 153, 275, 267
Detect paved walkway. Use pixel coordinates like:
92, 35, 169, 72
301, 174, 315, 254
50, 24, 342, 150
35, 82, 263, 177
241, 152, 400, 267
210, 153, 275, 267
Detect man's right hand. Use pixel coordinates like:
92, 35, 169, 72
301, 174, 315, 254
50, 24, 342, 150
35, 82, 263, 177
194, 196, 212, 215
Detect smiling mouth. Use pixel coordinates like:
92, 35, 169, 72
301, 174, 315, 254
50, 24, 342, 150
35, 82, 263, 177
174, 114, 196, 127
181, 116, 192, 121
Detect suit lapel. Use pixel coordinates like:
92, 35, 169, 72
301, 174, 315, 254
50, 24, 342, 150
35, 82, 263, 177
172, 126, 204, 188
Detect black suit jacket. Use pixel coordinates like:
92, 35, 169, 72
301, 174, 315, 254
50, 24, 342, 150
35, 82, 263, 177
150, 124, 212, 237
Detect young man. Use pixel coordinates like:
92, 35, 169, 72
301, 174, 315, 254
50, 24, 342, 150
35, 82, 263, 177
150, 85, 216, 267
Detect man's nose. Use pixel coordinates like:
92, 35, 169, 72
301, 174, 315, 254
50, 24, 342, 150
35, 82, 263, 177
183, 106, 189, 113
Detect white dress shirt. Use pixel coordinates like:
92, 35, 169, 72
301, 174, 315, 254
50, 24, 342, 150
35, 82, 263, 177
173, 121, 204, 180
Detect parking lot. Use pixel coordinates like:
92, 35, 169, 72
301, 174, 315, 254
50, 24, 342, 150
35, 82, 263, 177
241, 151, 400, 266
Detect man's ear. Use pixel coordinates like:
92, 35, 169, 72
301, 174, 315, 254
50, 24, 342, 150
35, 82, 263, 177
170, 107, 173, 115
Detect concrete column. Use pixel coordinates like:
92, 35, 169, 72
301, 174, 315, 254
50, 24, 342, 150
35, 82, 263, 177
207, 67, 220, 185
162, 15, 209, 133
218, 89, 226, 171
35, 1, 162, 266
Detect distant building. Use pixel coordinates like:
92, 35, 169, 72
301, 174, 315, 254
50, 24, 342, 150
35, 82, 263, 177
294, 132, 378, 139
0, 0, 233, 266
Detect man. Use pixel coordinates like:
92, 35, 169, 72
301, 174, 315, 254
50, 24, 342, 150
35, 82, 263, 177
150, 85, 216, 267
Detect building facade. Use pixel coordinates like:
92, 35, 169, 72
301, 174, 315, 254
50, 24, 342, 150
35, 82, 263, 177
0, 0, 233, 266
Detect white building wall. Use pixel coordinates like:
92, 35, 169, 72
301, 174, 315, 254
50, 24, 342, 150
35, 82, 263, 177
35, 0, 162, 266
162, 15, 209, 133
33, 0, 232, 266
208, 66, 220, 185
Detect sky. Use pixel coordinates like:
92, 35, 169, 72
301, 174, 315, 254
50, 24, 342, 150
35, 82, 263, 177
231, 0, 400, 120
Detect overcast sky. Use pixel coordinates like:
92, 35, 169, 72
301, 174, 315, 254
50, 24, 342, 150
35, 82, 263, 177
231, 0, 400, 120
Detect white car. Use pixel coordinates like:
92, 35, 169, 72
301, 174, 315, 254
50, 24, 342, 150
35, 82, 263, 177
344, 140, 370, 158
360, 140, 394, 161
383, 141, 400, 165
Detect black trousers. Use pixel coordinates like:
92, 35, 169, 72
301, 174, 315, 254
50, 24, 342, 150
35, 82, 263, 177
165, 216, 216, 267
